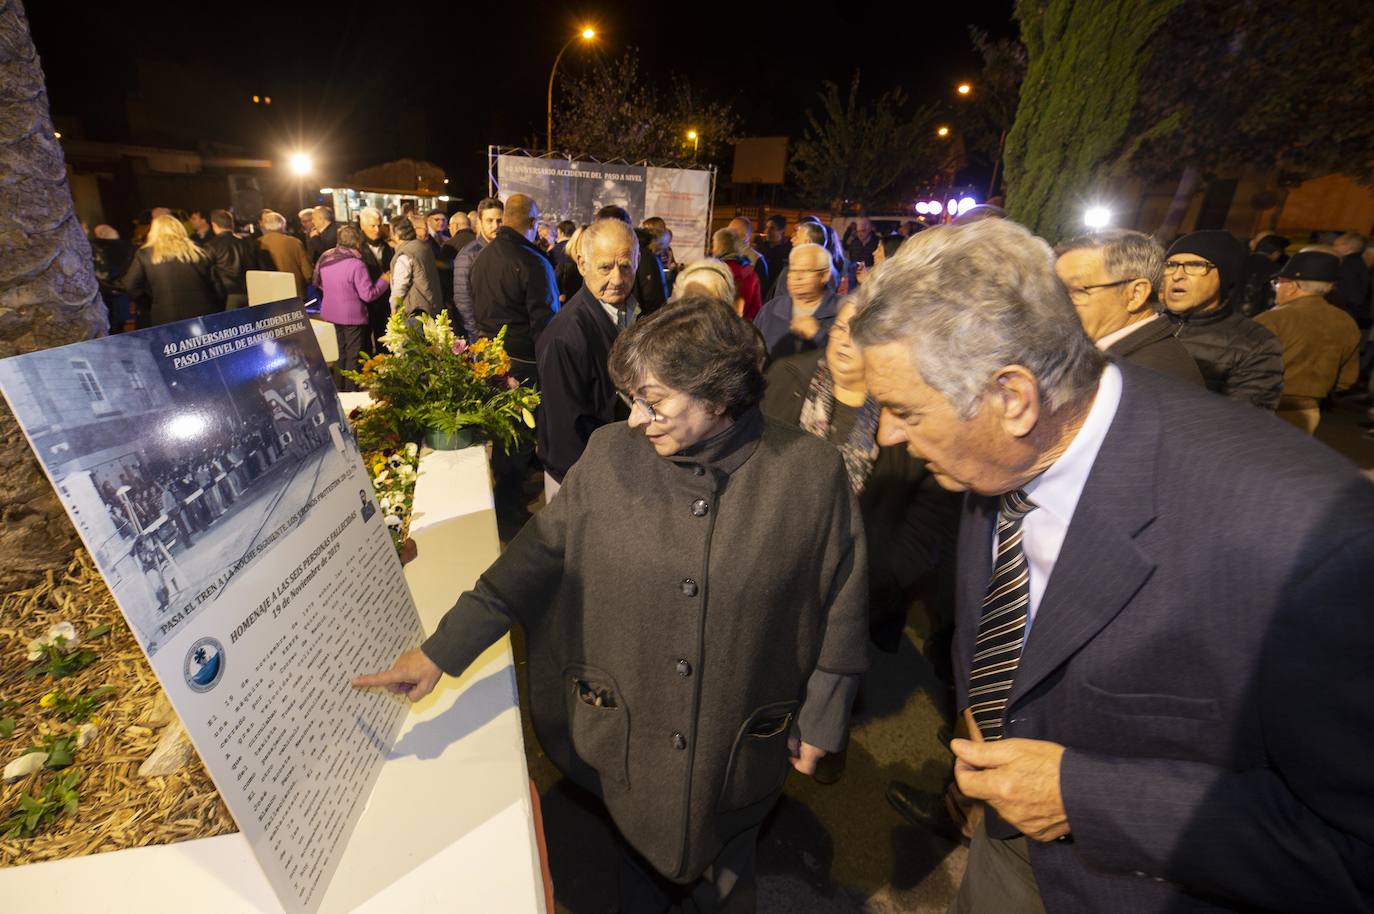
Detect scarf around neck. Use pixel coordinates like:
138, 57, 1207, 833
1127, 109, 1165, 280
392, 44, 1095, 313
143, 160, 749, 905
798, 357, 879, 494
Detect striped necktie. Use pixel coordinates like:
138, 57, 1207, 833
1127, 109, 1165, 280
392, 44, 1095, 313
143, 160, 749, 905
967, 489, 1037, 741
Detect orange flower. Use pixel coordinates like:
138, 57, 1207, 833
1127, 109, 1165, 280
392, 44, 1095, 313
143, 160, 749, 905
469, 338, 490, 355
495, 351, 511, 375
472, 361, 492, 380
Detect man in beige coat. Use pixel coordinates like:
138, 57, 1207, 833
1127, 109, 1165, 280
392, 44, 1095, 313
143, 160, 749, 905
257, 211, 314, 298
1256, 249, 1361, 433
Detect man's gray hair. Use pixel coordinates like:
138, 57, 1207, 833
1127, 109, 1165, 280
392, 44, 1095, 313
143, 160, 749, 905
1296, 279, 1335, 295
261, 211, 286, 232
359, 206, 383, 224
850, 218, 1104, 419
583, 217, 639, 263
671, 258, 736, 307
1055, 228, 1165, 292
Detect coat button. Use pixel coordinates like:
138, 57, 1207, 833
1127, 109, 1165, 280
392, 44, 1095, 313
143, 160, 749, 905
672, 732, 687, 750
676, 659, 692, 677
692, 466, 705, 476
690, 498, 709, 517
680, 579, 698, 597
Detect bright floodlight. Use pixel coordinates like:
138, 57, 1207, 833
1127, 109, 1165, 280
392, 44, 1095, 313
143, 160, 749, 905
289, 152, 312, 176
958, 196, 977, 215
581, 27, 596, 39
687, 130, 698, 140
1084, 206, 1112, 228
166, 413, 208, 441
929, 200, 944, 215
915, 201, 929, 215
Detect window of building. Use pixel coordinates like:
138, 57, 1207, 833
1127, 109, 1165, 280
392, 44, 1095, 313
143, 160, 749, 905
121, 359, 146, 390
71, 358, 115, 415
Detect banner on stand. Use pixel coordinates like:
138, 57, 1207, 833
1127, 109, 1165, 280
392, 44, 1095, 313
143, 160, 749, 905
0, 301, 423, 914
495, 153, 714, 261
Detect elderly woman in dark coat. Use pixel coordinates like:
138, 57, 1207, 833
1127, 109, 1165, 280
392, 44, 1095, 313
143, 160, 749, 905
355, 297, 868, 912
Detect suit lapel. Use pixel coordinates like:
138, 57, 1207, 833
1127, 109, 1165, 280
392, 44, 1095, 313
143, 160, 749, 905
1006, 366, 1161, 709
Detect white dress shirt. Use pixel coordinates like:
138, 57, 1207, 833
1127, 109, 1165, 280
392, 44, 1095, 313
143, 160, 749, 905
994, 363, 1123, 639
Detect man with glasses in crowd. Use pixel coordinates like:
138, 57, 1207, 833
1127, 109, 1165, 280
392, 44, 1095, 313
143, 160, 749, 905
1256, 249, 1362, 434
1159, 230, 1283, 409
1054, 229, 1202, 386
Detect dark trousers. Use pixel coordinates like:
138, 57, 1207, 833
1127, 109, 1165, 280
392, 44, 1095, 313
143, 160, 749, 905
616, 827, 758, 914
491, 358, 538, 532
334, 324, 369, 390
950, 819, 1045, 914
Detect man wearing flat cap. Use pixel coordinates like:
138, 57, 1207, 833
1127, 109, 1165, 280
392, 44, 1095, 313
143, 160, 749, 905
1160, 230, 1284, 409
1256, 249, 1362, 433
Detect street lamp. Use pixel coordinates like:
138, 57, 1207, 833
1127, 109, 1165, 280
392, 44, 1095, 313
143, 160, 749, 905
956, 82, 972, 96
687, 129, 699, 163
936, 125, 951, 138
289, 152, 312, 210
547, 26, 597, 155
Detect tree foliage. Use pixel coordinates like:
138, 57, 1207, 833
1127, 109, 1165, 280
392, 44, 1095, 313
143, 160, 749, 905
1004, 0, 1183, 241
1121, 0, 1374, 187
554, 48, 739, 164
789, 72, 945, 210
962, 28, 1028, 165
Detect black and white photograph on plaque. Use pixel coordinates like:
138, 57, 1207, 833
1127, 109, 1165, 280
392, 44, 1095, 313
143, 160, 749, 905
0, 299, 361, 656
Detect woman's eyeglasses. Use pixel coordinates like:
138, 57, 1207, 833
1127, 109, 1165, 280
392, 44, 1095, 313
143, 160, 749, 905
617, 391, 668, 423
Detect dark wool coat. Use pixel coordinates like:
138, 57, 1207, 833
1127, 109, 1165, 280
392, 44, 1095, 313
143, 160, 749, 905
760, 348, 961, 652
421, 408, 869, 882
118, 248, 219, 326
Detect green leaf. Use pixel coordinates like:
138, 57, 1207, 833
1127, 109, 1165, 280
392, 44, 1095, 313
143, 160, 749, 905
0, 717, 14, 738
44, 737, 74, 769
87, 623, 112, 640
0, 700, 18, 712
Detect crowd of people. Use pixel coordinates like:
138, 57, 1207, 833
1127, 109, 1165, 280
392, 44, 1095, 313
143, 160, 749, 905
344, 188, 1374, 912
83, 185, 1374, 910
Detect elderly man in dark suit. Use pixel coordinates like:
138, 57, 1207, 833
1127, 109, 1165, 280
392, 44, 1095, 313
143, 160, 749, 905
851, 217, 1374, 913
1054, 229, 1203, 387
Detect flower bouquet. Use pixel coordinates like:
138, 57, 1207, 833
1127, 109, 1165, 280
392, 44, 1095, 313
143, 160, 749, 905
343, 310, 539, 454
342, 311, 539, 556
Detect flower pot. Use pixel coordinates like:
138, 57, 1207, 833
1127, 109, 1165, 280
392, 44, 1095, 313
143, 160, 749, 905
423, 427, 476, 450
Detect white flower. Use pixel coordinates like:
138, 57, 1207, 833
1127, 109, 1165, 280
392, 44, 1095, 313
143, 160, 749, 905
379, 310, 409, 355
3, 753, 47, 783
76, 723, 99, 749
47, 622, 79, 648
26, 639, 45, 662
404, 442, 419, 458
384, 513, 402, 528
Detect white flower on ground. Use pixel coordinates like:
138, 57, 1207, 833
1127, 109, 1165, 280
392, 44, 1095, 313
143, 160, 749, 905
3, 753, 47, 782
76, 723, 99, 749
47, 622, 79, 648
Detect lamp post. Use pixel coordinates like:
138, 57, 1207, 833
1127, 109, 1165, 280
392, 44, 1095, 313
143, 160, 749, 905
547, 27, 596, 155
687, 129, 699, 163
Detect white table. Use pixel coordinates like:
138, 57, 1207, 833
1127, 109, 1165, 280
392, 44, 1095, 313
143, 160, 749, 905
0, 443, 547, 913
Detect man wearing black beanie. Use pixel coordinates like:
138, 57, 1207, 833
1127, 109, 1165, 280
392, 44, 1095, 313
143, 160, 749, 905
1161, 229, 1283, 409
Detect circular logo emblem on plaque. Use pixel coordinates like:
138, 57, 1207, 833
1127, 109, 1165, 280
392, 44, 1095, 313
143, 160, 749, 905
184, 637, 225, 693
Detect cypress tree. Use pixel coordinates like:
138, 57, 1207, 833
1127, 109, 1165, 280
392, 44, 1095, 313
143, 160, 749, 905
1003, 0, 1182, 241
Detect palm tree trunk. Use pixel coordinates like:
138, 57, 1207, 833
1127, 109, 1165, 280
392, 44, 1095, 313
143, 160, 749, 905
0, 0, 108, 589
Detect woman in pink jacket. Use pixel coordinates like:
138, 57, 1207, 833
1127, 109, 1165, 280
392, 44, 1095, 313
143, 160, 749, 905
314, 224, 389, 390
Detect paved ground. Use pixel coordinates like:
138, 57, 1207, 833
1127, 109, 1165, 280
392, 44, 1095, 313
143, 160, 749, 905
519, 391, 1374, 913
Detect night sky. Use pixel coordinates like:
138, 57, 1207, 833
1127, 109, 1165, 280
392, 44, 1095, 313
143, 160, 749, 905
29, 0, 1015, 204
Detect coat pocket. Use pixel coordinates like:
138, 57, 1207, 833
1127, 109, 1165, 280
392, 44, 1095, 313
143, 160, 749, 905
717, 700, 800, 812
563, 664, 630, 789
